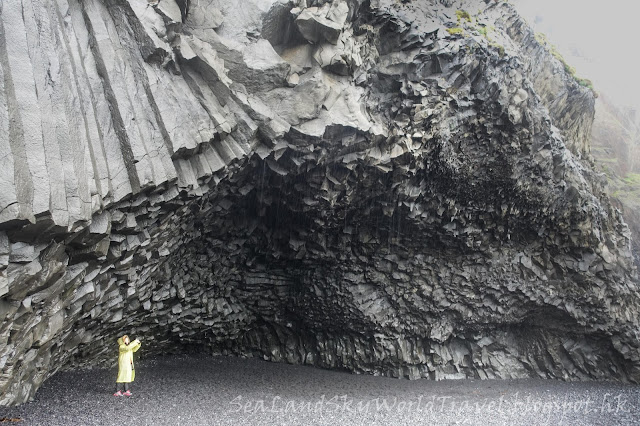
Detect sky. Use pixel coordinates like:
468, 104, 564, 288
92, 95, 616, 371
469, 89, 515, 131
510, 0, 640, 109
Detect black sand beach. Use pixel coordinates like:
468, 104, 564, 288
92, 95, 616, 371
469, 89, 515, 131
1, 354, 638, 425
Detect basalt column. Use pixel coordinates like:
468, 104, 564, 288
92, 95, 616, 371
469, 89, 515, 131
1, 0, 639, 406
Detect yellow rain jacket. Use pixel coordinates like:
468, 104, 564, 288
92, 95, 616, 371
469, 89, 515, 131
116, 337, 141, 383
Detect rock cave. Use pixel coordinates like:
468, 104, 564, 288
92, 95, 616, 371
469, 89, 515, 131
1, 0, 640, 406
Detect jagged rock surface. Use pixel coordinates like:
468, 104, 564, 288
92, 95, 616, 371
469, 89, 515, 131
1, 0, 639, 406
590, 94, 640, 269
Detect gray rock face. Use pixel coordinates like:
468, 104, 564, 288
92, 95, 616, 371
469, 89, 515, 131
1, 0, 639, 406
499, 7, 595, 159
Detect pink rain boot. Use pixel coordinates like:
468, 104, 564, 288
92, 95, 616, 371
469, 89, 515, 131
123, 390, 132, 396
113, 391, 123, 396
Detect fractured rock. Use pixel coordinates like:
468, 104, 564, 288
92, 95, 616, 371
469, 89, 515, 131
0, 0, 639, 408
294, 3, 346, 45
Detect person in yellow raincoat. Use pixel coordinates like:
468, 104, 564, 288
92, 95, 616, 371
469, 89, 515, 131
114, 335, 141, 396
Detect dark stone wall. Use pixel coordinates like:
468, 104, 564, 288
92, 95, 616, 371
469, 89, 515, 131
1, 0, 639, 406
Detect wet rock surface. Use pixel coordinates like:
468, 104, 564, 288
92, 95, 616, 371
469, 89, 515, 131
1, 0, 639, 407
0, 354, 639, 425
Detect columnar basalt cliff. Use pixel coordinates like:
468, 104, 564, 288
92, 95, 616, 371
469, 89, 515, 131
1, 0, 639, 406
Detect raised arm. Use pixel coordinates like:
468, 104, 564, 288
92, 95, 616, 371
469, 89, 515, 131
130, 339, 141, 352
119, 339, 141, 353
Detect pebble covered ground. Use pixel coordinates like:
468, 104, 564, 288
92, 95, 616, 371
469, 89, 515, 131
1, 354, 639, 425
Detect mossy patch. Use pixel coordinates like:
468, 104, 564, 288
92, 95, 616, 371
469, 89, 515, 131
623, 173, 640, 185
535, 32, 596, 94
456, 10, 472, 23
469, 23, 502, 57
489, 42, 505, 57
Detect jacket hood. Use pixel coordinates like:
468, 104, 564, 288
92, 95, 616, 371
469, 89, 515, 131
117, 337, 124, 345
